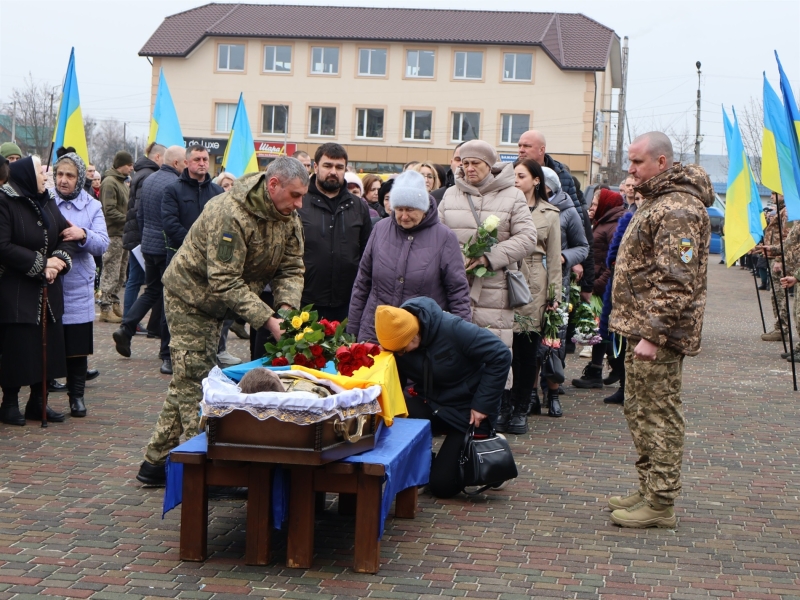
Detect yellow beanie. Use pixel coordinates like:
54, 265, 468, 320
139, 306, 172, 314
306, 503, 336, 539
374, 305, 419, 352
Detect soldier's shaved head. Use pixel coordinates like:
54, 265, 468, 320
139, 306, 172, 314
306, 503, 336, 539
633, 132, 674, 164
627, 131, 673, 185
517, 129, 547, 165
164, 145, 186, 168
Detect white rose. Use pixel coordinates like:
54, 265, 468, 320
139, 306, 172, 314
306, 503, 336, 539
483, 215, 500, 232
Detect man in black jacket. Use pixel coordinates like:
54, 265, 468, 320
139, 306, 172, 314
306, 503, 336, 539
122, 143, 164, 326
431, 142, 464, 202
298, 143, 372, 322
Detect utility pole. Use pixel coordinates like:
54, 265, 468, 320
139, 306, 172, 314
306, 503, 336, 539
123, 122, 127, 148
11, 101, 16, 143
694, 61, 702, 165
615, 36, 629, 180
134, 136, 139, 161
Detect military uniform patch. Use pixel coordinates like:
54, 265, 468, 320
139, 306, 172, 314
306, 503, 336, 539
679, 238, 693, 264
217, 231, 235, 262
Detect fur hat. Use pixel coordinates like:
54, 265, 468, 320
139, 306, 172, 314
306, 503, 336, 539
389, 170, 429, 211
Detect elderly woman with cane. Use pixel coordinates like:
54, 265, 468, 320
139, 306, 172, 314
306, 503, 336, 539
0, 156, 76, 425
52, 147, 109, 417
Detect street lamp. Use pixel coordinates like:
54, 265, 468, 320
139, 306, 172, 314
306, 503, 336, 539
694, 61, 702, 165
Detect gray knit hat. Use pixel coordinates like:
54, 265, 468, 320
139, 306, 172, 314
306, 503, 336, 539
113, 151, 134, 169
541, 166, 561, 196
459, 139, 498, 167
389, 170, 429, 211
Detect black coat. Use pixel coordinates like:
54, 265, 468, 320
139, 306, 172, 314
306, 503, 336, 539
0, 185, 76, 324
161, 169, 224, 250
395, 297, 511, 432
123, 157, 160, 250
431, 169, 455, 202
298, 177, 373, 308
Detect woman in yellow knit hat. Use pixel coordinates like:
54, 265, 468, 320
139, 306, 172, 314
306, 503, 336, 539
375, 297, 512, 498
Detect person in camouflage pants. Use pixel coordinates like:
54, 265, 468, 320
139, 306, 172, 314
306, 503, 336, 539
608, 132, 713, 529
760, 194, 791, 341
136, 157, 308, 485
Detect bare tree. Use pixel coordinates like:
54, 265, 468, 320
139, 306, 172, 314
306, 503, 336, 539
738, 96, 763, 182
665, 124, 695, 164
89, 119, 142, 173
3, 73, 59, 158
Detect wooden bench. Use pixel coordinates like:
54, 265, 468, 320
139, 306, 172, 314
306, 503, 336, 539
167, 418, 431, 573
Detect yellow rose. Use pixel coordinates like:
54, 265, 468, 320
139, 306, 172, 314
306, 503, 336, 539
295, 332, 304, 342
291, 316, 303, 329
304, 327, 313, 333
300, 311, 310, 323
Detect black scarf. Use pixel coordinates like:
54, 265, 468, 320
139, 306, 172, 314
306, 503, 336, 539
9, 157, 52, 227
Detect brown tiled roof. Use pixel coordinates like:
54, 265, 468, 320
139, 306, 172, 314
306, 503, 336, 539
139, 4, 618, 71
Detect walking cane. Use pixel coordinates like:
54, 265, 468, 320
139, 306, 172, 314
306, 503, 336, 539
41, 276, 48, 428
752, 259, 767, 333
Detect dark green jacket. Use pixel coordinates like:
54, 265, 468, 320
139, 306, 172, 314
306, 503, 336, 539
99, 168, 129, 236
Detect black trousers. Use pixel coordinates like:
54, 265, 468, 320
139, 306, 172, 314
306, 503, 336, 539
511, 331, 541, 405
122, 253, 170, 360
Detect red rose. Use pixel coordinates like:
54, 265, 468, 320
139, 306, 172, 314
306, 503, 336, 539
351, 344, 368, 361
363, 355, 375, 369
407, 386, 418, 396
335, 346, 352, 362
293, 354, 309, 367
314, 356, 327, 369
309, 344, 324, 357
338, 362, 355, 377
363, 343, 381, 356
330, 320, 340, 330
271, 356, 289, 366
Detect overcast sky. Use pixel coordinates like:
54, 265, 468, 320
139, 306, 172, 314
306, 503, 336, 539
1, 0, 798, 156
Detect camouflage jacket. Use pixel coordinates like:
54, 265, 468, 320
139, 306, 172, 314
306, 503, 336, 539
780, 219, 800, 278
162, 172, 305, 329
762, 206, 790, 258
609, 163, 713, 356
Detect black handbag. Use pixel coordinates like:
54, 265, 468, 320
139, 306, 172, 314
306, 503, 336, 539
459, 426, 518, 494
541, 346, 565, 384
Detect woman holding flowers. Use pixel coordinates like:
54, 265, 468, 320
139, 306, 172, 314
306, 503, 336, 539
348, 170, 471, 343
496, 159, 562, 434
438, 140, 537, 367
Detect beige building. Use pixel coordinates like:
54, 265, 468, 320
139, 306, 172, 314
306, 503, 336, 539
140, 4, 621, 181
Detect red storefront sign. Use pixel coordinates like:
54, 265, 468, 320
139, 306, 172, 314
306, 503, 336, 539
254, 141, 297, 158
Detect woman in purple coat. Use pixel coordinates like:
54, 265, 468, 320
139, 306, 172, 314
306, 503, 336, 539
348, 170, 471, 342
53, 148, 109, 417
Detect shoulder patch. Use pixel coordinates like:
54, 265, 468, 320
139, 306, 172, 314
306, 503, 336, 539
680, 238, 693, 264
217, 231, 235, 262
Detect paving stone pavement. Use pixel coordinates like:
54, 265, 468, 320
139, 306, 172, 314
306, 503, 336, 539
0, 262, 799, 599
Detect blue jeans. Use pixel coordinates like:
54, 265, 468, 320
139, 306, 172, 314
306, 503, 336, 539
123, 255, 146, 319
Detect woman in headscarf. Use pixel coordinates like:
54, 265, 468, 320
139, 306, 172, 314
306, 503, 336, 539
52, 147, 109, 417
0, 156, 76, 425
438, 140, 537, 404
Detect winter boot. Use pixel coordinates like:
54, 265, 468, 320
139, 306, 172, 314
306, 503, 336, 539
25, 384, 66, 422
604, 370, 625, 404
547, 389, 563, 417
506, 394, 528, 435
66, 357, 87, 418
528, 388, 541, 415
495, 390, 513, 433
0, 387, 25, 426
572, 362, 604, 389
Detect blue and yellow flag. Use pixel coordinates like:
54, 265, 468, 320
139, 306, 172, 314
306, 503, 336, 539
51, 48, 89, 166
762, 73, 800, 221
221, 93, 258, 178
147, 69, 184, 148
723, 106, 765, 266
776, 51, 800, 151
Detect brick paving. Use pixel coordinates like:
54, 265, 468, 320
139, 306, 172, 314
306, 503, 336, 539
1, 262, 799, 599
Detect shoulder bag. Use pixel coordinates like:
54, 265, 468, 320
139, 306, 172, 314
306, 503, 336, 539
465, 194, 532, 308
459, 425, 518, 494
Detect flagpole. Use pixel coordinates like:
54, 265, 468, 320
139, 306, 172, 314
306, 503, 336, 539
775, 210, 798, 390
752, 259, 767, 333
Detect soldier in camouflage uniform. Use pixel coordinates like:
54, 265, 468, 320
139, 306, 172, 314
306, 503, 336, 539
608, 132, 713, 528
773, 193, 800, 359
758, 193, 791, 342
136, 157, 308, 486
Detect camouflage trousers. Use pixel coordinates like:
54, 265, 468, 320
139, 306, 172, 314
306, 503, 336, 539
623, 345, 685, 507
144, 289, 222, 465
769, 259, 789, 334
100, 236, 128, 307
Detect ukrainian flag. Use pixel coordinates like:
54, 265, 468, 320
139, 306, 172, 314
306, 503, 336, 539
722, 106, 765, 267
762, 73, 800, 221
221, 93, 258, 178
776, 52, 800, 150
147, 69, 184, 148
51, 48, 89, 166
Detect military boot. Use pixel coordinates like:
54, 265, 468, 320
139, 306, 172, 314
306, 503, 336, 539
495, 390, 512, 433
100, 306, 122, 323
607, 490, 642, 511
611, 499, 676, 528
761, 329, 784, 341
572, 362, 604, 389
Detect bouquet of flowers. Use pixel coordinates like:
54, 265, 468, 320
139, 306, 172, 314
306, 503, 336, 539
541, 284, 569, 348
571, 296, 603, 345
264, 305, 354, 369
568, 275, 581, 314
463, 214, 500, 277
335, 342, 382, 377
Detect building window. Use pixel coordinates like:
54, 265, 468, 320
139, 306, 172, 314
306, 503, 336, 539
453, 51, 483, 80
356, 109, 384, 139
503, 53, 532, 81
217, 44, 245, 71
215, 103, 237, 132
359, 48, 387, 76
309, 107, 336, 136
405, 50, 435, 78
501, 113, 530, 145
451, 112, 480, 143
404, 110, 432, 141
264, 45, 292, 72
262, 105, 288, 135
311, 47, 339, 74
